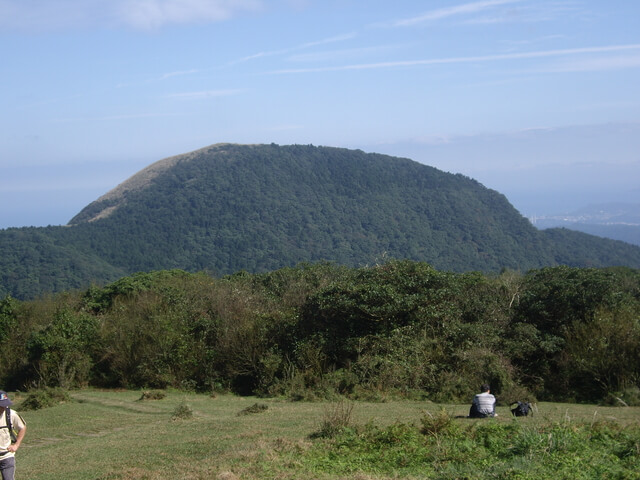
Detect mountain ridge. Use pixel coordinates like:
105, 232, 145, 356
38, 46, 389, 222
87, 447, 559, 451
70, 143, 241, 224
2, 143, 640, 299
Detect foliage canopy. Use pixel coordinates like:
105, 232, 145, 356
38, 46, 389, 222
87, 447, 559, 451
2, 261, 639, 405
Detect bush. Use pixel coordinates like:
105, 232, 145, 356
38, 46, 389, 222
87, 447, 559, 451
303, 417, 640, 479
26, 307, 98, 389
19, 387, 71, 410
171, 401, 193, 420
419, 409, 458, 437
237, 403, 268, 416
602, 386, 640, 407
138, 390, 167, 401
311, 399, 355, 438
3, 263, 639, 403
306, 421, 432, 474
498, 383, 536, 406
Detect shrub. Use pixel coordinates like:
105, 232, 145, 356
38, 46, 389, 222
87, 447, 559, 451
305, 421, 432, 475
302, 417, 640, 479
602, 386, 640, 407
419, 409, 458, 437
498, 383, 536, 406
26, 307, 98, 388
237, 403, 268, 416
171, 401, 193, 420
19, 387, 71, 410
311, 399, 354, 438
138, 390, 167, 401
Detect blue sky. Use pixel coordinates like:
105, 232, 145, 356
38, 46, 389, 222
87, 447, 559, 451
2, 0, 639, 228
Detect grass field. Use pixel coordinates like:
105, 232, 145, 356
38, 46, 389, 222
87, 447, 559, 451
14, 390, 640, 479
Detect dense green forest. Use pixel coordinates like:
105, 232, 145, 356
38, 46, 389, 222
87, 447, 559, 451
3, 143, 640, 300
2, 261, 639, 406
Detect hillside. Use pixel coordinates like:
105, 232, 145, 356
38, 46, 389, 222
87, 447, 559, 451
2, 143, 640, 299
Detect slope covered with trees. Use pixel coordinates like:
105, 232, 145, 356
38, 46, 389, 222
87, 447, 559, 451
2, 143, 640, 299
2, 262, 638, 405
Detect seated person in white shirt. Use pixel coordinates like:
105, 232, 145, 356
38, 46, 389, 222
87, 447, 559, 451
469, 384, 497, 418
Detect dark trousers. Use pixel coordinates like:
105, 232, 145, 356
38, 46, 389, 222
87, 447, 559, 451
469, 404, 492, 418
0, 457, 15, 480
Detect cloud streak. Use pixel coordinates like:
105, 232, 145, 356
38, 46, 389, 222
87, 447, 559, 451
0, 0, 263, 30
166, 89, 244, 99
541, 54, 640, 73
231, 32, 357, 65
268, 44, 640, 74
117, 0, 262, 30
391, 0, 521, 27
160, 69, 201, 80
54, 112, 185, 122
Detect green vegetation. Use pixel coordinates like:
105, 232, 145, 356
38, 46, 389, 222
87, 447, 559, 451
2, 143, 640, 300
138, 390, 167, 401
7, 258, 639, 478
16, 390, 640, 479
2, 261, 639, 405
171, 401, 194, 420
305, 413, 640, 479
237, 403, 269, 416
19, 387, 71, 411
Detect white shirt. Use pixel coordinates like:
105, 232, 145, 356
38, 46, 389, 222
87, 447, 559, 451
0, 408, 26, 459
472, 391, 496, 416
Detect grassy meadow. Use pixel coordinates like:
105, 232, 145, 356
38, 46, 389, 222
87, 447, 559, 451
14, 390, 640, 480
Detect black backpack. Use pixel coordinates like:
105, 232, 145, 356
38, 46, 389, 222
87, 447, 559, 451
511, 401, 532, 417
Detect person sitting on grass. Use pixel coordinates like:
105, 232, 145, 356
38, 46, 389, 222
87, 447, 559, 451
469, 384, 497, 418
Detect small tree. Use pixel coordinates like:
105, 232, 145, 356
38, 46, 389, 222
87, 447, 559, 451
563, 307, 640, 401
27, 307, 98, 388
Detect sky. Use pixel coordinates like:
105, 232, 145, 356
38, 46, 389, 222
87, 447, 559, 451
1, 0, 640, 228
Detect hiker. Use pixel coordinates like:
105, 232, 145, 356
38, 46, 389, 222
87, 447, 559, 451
468, 384, 497, 418
0, 391, 26, 480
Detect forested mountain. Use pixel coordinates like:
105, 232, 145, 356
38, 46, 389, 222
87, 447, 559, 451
3, 143, 640, 299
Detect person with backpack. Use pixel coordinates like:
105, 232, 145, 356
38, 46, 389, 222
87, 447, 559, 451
468, 384, 498, 418
0, 391, 26, 480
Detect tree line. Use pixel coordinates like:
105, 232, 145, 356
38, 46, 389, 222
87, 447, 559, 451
1, 261, 638, 405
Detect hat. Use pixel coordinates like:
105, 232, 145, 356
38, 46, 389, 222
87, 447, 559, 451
0, 391, 12, 407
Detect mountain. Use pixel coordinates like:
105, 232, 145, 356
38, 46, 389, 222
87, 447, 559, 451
531, 202, 640, 246
2, 143, 640, 299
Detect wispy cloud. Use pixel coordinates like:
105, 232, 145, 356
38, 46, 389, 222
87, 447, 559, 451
116, 68, 210, 89
0, 0, 263, 30
268, 44, 640, 74
461, 2, 583, 25
117, 0, 262, 30
287, 44, 404, 63
541, 54, 640, 73
160, 69, 201, 80
391, 0, 522, 27
53, 112, 185, 123
231, 32, 357, 65
166, 89, 244, 99
0, 0, 106, 30
298, 33, 358, 50
503, 35, 567, 48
